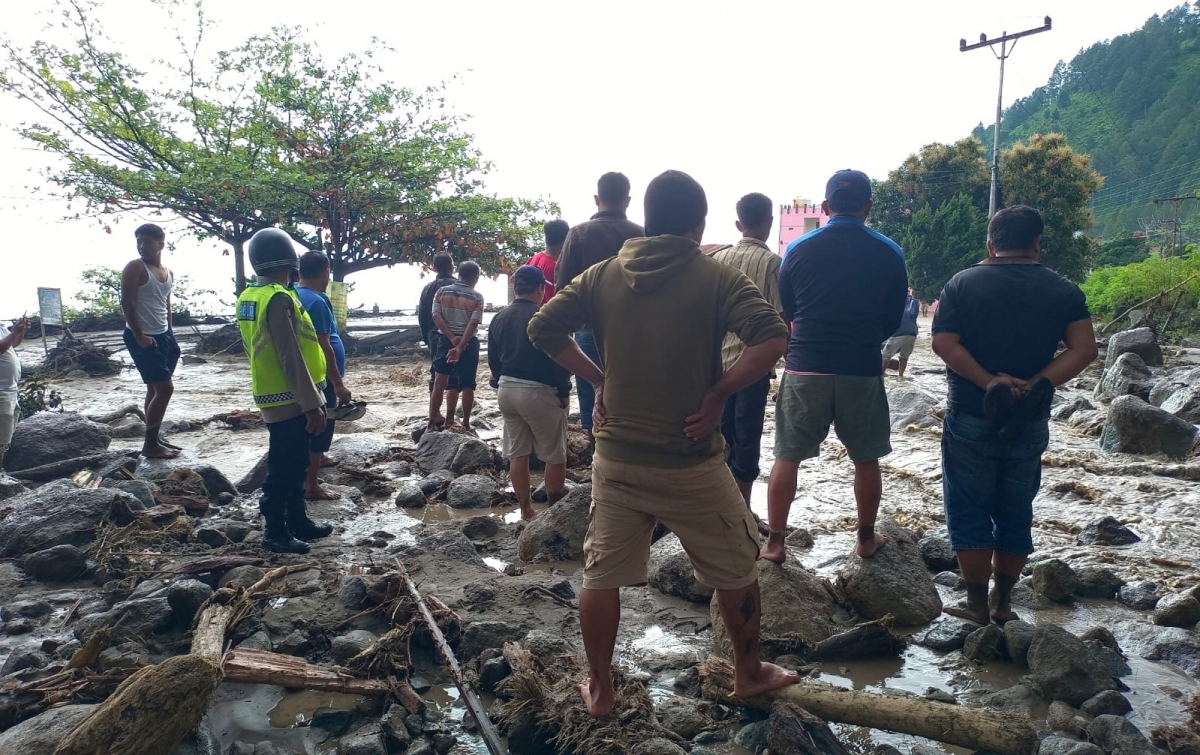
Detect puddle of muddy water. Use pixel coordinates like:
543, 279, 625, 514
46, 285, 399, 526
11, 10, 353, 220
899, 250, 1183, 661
268, 690, 364, 728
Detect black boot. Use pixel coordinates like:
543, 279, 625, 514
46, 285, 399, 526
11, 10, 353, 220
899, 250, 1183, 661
287, 500, 333, 541
262, 517, 310, 554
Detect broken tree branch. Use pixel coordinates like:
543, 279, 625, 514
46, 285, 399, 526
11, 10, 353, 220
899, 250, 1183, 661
222, 649, 390, 695
1099, 273, 1199, 335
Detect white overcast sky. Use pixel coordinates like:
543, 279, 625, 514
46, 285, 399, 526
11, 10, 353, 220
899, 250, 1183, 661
0, 0, 1179, 319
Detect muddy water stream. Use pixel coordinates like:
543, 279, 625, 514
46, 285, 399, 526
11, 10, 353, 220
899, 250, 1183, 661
13, 319, 1200, 753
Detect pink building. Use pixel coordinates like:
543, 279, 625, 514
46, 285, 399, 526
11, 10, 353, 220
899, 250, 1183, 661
777, 200, 829, 256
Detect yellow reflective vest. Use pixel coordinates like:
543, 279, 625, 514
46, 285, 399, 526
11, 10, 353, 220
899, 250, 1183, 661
236, 282, 327, 409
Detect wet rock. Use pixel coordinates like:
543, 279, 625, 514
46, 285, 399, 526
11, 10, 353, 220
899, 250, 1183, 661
1028, 625, 1117, 706
75, 596, 173, 643
713, 559, 839, 657
1154, 593, 1200, 627
234, 452, 268, 494
4, 617, 35, 634
479, 655, 512, 693
1081, 689, 1132, 717
1106, 327, 1163, 370
220, 565, 266, 590
261, 596, 322, 636
340, 726, 388, 755
238, 631, 272, 651
1074, 566, 1125, 599
0, 472, 27, 500
1078, 516, 1140, 546
1155, 381, 1200, 423
1039, 736, 1103, 755
1047, 700, 1092, 737
381, 705, 411, 751
332, 629, 378, 664
276, 630, 311, 656
135, 459, 236, 502
648, 533, 714, 603
415, 431, 499, 475
505, 711, 556, 755
103, 479, 158, 510
980, 683, 1038, 714
919, 616, 977, 652
446, 474, 498, 509
406, 741, 436, 755
1094, 352, 1156, 403
656, 695, 710, 740
786, 527, 815, 549
394, 482, 428, 509
463, 581, 496, 605
1067, 409, 1107, 437
312, 707, 354, 736
462, 515, 500, 540
889, 388, 940, 429
0, 482, 140, 557
0, 703, 97, 755
734, 720, 770, 753
1087, 714, 1161, 755
1011, 579, 1054, 610
338, 575, 369, 609
631, 739, 687, 755
418, 469, 456, 495
459, 620, 524, 661
0, 646, 51, 675
1085, 641, 1132, 678
110, 415, 146, 439
1080, 625, 1121, 651
431, 731, 457, 755
21, 544, 88, 582
193, 525, 229, 548
1101, 394, 1199, 459
918, 534, 958, 572
4, 412, 112, 473
517, 484, 591, 562
1031, 559, 1080, 603
1115, 619, 1200, 675
963, 624, 1005, 663
837, 519, 941, 625
1117, 581, 1160, 610
417, 530, 485, 568
934, 571, 965, 589
167, 579, 213, 622
1051, 396, 1095, 422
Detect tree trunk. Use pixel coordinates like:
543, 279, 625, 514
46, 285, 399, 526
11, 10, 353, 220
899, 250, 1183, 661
232, 237, 247, 295
699, 658, 1038, 755
223, 649, 390, 695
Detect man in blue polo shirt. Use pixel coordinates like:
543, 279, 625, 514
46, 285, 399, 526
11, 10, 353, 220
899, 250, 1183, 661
763, 170, 908, 565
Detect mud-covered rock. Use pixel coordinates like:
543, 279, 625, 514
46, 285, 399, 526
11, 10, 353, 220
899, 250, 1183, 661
1100, 394, 1199, 459
0, 703, 97, 755
517, 484, 590, 562
446, 474, 498, 509
417, 530, 485, 568
1046, 700, 1091, 738
631, 739, 687, 755
167, 579, 213, 622
1081, 689, 1132, 717
1152, 593, 1200, 628
337, 575, 368, 609
1039, 736, 1102, 755
980, 682, 1039, 714
339, 726, 387, 755
1087, 714, 1161, 755
889, 389, 940, 429
4, 412, 112, 473
1106, 328, 1163, 370
1074, 566, 1125, 599
462, 516, 500, 540
75, 596, 174, 643
1094, 352, 1156, 403
712, 559, 839, 657
1031, 559, 1080, 603
1028, 625, 1117, 706
134, 459, 236, 502
919, 616, 977, 652
415, 431, 499, 475
1117, 581, 1160, 610
0, 481, 139, 557
647, 533, 713, 603
837, 519, 941, 625
1114, 619, 1200, 675
655, 695, 711, 740
394, 482, 427, 509
963, 624, 1005, 663
1067, 409, 1107, 437
220, 565, 266, 590
1078, 516, 1140, 546
21, 544, 88, 582
458, 621, 524, 661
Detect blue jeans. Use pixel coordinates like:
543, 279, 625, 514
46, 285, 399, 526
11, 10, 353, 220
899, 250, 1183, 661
574, 330, 601, 430
941, 410, 1049, 555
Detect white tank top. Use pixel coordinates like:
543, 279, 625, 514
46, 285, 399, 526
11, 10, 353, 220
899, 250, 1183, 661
136, 262, 173, 336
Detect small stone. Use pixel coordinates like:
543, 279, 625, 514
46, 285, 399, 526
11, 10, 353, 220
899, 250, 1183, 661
1081, 690, 1132, 717
219, 565, 265, 589
918, 534, 958, 572
980, 683, 1039, 714
404, 713, 425, 738
167, 579, 214, 622
1078, 516, 1140, 546
418, 470, 456, 495
431, 731, 457, 755
224, 522, 249, 543
934, 571, 965, 589
963, 624, 1005, 663
1117, 581, 1160, 610
338, 575, 369, 609
1010, 580, 1053, 610
276, 630, 311, 656
394, 482, 427, 509
1153, 593, 1200, 628
1031, 559, 1080, 603
21, 544, 88, 582
1074, 566, 1125, 599
311, 707, 353, 736
656, 695, 710, 740
237, 631, 272, 651
733, 720, 770, 754
193, 526, 228, 548
5, 618, 35, 634
1047, 700, 1092, 737
786, 527, 815, 549
480, 656, 512, 693
446, 474, 498, 509
923, 688, 957, 704
331, 630, 377, 664
462, 516, 500, 540
380, 705, 411, 751
919, 616, 977, 652
217, 491, 235, 505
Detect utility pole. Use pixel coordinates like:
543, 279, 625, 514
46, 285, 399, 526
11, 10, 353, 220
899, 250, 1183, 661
1152, 195, 1200, 256
961, 17, 1053, 218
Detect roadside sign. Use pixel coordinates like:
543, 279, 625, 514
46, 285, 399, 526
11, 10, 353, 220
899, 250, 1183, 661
37, 288, 63, 327
328, 281, 348, 333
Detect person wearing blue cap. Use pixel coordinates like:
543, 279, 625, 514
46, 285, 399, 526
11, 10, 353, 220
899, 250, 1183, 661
764, 169, 909, 565
488, 265, 571, 520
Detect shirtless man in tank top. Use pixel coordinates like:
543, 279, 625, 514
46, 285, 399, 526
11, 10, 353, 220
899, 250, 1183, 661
121, 224, 182, 459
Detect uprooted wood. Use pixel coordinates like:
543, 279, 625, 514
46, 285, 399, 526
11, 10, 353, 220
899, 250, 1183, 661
87, 405, 146, 425
39, 337, 123, 378
15, 451, 138, 483
223, 649, 391, 695
698, 657, 1038, 755
805, 617, 905, 661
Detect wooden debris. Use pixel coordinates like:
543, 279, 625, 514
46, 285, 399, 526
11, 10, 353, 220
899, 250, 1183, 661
222, 649, 390, 695
806, 617, 905, 661
768, 701, 852, 755
15, 451, 137, 483
87, 405, 146, 425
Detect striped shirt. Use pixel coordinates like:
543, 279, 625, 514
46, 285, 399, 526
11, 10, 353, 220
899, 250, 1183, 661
712, 238, 783, 371
432, 282, 485, 336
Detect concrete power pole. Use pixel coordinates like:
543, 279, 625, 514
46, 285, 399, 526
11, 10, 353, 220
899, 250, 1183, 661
1152, 195, 1200, 256
961, 18, 1053, 218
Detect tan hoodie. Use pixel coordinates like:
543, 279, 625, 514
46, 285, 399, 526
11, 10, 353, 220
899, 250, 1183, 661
528, 235, 788, 469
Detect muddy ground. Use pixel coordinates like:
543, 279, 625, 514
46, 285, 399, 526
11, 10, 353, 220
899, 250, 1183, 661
1, 316, 1199, 755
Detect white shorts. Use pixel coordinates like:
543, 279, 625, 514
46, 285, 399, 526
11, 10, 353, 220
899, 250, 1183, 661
0, 389, 17, 450
882, 335, 917, 361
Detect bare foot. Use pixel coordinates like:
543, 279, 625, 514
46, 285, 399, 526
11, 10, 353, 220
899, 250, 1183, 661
319, 454, 338, 469
856, 533, 887, 558
305, 486, 341, 501
579, 676, 614, 717
752, 514, 770, 537
942, 601, 989, 625
141, 444, 181, 459
759, 533, 787, 565
520, 505, 538, 521
442, 420, 458, 431
159, 438, 183, 451
733, 661, 800, 699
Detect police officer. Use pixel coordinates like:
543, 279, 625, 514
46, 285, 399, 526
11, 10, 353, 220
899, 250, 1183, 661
236, 228, 333, 554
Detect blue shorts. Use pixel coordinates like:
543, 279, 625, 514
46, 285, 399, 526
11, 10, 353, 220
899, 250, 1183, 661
123, 329, 181, 385
941, 410, 1049, 555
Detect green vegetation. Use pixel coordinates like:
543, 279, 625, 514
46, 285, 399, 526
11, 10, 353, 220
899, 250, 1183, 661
1081, 245, 1200, 336
66, 267, 218, 320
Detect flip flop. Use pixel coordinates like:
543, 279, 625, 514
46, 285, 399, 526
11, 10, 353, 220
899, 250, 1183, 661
982, 382, 1017, 422
328, 401, 368, 422
998, 377, 1054, 442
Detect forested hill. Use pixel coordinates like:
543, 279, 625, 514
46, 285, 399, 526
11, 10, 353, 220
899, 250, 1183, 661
973, 3, 1200, 235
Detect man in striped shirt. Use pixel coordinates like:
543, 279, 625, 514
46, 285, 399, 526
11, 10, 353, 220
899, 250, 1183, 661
711, 193, 782, 533
429, 261, 485, 432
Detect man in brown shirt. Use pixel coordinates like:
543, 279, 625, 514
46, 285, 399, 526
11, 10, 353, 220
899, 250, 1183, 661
555, 172, 643, 443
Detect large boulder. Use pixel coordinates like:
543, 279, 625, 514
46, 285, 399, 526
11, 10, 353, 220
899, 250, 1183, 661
446, 474, 498, 509
1100, 395, 1198, 459
0, 704, 97, 755
647, 533, 714, 603
711, 559, 839, 658
22, 544, 89, 582
0, 481, 140, 557
837, 519, 941, 625
4, 412, 112, 473
1150, 366, 1200, 404
414, 431, 499, 475
517, 484, 591, 562
1027, 625, 1117, 706
888, 389, 940, 430
1105, 328, 1163, 371
1094, 352, 1156, 403
325, 435, 390, 467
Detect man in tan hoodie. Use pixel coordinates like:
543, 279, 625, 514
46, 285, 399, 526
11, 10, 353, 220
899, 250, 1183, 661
529, 170, 797, 717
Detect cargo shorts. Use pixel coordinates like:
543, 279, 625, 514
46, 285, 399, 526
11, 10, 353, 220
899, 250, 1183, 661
774, 373, 892, 463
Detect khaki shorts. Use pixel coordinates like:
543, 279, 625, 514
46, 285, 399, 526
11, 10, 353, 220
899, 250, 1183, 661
882, 335, 916, 361
584, 454, 760, 591
0, 389, 15, 450
775, 373, 892, 463
497, 381, 568, 465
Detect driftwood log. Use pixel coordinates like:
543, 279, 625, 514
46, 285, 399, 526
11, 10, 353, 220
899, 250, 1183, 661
15, 451, 137, 483
699, 658, 1039, 755
223, 649, 390, 695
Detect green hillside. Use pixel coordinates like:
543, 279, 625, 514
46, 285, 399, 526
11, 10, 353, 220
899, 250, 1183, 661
973, 3, 1200, 236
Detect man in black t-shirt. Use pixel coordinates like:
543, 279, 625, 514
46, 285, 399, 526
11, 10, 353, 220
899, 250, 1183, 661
418, 252, 458, 396
932, 205, 1097, 626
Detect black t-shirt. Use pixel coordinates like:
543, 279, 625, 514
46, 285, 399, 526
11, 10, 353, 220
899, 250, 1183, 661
418, 275, 457, 343
933, 262, 1090, 417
